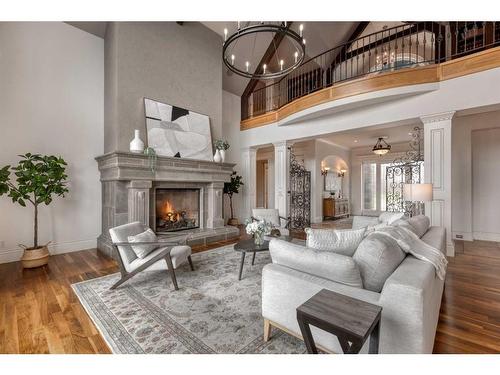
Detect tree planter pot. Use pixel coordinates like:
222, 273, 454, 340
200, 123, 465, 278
227, 218, 239, 226
20, 245, 49, 268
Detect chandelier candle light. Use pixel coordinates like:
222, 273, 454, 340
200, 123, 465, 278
222, 22, 306, 79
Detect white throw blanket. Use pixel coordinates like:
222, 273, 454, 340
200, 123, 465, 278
374, 225, 448, 280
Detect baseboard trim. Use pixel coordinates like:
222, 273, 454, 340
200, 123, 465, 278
0, 238, 97, 264
473, 232, 500, 242
452, 231, 473, 242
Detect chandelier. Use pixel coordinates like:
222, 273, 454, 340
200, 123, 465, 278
372, 137, 391, 155
222, 22, 306, 80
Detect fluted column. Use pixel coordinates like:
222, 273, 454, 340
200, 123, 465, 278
273, 141, 290, 218
127, 180, 152, 226
421, 111, 455, 256
241, 147, 257, 221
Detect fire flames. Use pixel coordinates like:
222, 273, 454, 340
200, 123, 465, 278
163, 200, 180, 222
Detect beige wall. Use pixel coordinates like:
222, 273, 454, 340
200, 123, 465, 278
104, 22, 223, 152
452, 110, 500, 241
0, 22, 104, 263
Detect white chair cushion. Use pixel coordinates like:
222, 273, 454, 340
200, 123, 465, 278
353, 232, 406, 292
252, 208, 281, 227
305, 227, 366, 256
127, 228, 158, 259
127, 245, 192, 272
379, 212, 405, 225
109, 221, 146, 264
269, 239, 363, 288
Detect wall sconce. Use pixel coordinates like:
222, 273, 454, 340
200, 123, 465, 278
321, 166, 330, 176
338, 169, 347, 177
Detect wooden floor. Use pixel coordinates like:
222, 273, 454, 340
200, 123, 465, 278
1, 230, 499, 354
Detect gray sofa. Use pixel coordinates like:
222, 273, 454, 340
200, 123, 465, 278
262, 218, 446, 354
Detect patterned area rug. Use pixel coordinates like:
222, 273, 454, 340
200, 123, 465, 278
72, 244, 307, 353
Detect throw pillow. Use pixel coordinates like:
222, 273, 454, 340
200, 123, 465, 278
127, 228, 158, 259
305, 227, 366, 256
353, 232, 406, 292
269, 239, 363, 288
407, 215, 430, 238
379, 211, 405, 225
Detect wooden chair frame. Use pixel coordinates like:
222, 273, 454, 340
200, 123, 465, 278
110, 240, 194, 291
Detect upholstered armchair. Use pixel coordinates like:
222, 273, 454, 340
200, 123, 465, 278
108, 221, 194, 291
252, 208, 290, 237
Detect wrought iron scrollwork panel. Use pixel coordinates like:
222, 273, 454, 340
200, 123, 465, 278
289, 148, 311, 229
385, 126, 424, 216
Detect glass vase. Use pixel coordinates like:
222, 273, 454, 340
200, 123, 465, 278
254, 232, 265, 246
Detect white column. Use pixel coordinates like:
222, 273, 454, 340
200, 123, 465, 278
273, 141, 290, 218
241, 147, 257, 221
421, 111, 455, 256
206, 182, 224, 229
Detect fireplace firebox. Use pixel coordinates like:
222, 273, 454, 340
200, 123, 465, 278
155, 188, 200, 232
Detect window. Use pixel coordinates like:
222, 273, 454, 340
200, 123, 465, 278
362, 162, 377, 211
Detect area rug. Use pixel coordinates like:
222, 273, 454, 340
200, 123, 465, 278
72, 244, 307, 353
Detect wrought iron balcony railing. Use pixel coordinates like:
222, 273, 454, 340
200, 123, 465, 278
242, 22, 500, 121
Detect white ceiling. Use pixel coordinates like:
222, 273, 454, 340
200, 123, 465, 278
66, 22, 108, 38
319, 122, 419, 149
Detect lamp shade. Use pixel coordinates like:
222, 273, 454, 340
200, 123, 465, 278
403, 183, 433, 202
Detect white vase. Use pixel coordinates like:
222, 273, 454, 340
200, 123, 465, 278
213, 149, 222, 163
219, 149, 226, 163
129, 129, 145, 153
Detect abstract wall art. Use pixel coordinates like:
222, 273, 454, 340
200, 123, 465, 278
144, 98, 213, 161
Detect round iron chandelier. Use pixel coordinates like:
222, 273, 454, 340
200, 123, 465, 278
222, 22, 306, 80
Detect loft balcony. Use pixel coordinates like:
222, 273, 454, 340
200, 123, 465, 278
241, 21, 500, 130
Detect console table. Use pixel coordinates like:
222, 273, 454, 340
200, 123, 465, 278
323, 197, 349, 220
296, 289, 382, 354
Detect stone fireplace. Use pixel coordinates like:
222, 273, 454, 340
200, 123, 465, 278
96, 152, 239, 259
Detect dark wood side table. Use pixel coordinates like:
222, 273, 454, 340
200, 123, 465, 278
296, 289, 382, 354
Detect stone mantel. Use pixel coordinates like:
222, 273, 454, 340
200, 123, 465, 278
95, 151, 236, 182
95, 151, 239, 259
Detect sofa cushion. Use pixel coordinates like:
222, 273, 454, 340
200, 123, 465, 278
352, 215, 379, 230
269, 239, 363, 288
392, 218, 418, 234
379, 212, 405, 225
305, 227, 366, 256
407, 215, 430, 238
353, 232, 406, 292
127, 228, 158, 259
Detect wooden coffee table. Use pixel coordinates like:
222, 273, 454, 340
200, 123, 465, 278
296, 289, 382, 354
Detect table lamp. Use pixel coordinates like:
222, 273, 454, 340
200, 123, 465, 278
403, 183, 433, 217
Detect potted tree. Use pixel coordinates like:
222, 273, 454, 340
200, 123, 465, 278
223, 171, 243, 226
0, 153, 69, 268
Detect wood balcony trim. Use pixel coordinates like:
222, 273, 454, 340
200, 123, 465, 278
240, 46, 500, 131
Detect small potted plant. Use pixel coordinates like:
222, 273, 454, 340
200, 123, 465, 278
0, 153, 69, 268
214, 139, 230, 163
223, 171, 243, 226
